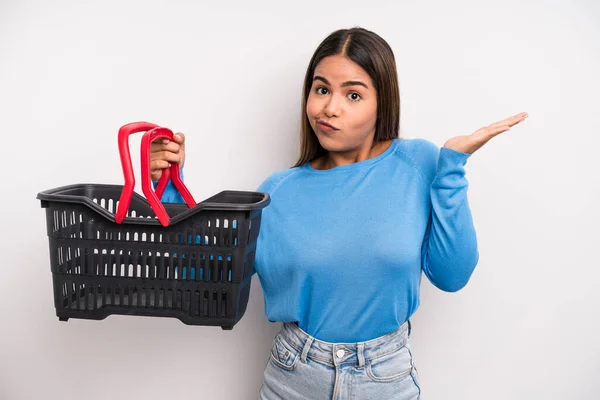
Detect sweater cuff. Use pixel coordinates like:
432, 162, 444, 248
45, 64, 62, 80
151, 167, 185, 203
438, 147, 471, 170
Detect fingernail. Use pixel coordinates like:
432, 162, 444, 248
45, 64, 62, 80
162, 139, 169, 144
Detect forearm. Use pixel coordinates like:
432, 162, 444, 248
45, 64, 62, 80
422, 148, 479, 292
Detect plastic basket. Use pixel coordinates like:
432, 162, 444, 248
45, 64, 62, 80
36, 122, 270, 330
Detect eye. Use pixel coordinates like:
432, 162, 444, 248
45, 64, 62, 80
316, 86, 329, 95
348, 92, 362, 102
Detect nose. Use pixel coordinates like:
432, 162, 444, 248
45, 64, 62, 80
324, 96, 341, 118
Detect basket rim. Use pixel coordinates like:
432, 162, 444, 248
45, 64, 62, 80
36, 183, 270, 226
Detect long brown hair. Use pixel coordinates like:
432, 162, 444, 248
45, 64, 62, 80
294, 27, 401, 167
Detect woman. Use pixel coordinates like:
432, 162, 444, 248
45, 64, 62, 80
152, 27, 527, 400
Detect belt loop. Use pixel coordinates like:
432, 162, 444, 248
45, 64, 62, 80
300, 336, 314, 364
357, 343, 365, 368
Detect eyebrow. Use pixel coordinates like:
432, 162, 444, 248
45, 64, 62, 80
313, 75, 369, 89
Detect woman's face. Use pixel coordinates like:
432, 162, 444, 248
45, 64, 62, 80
306, 54, 378, 154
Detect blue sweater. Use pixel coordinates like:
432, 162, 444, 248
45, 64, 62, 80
161, 138, 479, 342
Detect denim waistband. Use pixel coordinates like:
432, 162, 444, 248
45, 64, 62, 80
278, 321, 411, 367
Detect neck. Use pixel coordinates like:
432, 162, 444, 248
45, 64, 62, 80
313, 139, 394, 170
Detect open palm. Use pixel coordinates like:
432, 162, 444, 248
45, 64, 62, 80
444, 112, 528, 154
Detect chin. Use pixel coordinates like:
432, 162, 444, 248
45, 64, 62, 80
315, 133, 348, 152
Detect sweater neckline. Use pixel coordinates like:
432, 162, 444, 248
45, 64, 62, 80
302, 138, 400, 173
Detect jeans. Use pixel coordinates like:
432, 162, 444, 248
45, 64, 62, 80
259, 320, 421, 399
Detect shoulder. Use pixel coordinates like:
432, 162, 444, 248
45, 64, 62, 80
392, 138, 440, 183
257, 167, 304, 195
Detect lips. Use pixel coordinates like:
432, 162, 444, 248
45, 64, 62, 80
317, 120, 339, 132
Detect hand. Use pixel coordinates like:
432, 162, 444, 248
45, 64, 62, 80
149, 132, 186, 181
443, 112, 528, 154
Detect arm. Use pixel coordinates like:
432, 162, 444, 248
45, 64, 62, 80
424, 111, 529, 291
422, 148, 479, 292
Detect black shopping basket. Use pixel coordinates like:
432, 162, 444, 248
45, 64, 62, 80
36, 122, 270, 330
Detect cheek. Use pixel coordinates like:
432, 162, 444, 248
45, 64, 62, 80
350, 106, 378, 132
306, 95, 320, 119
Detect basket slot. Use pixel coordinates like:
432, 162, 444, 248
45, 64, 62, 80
208, 220, 214, 246
101, 285, 109, 306
227, 220, 234, 246
144, 287, 151, 307
75, 283, 82, 309
103, 286, 109, 308
167, 290, 174, 308
175, 290, 182, 310
143, 287, 149, 307
118, 286, 125, 307
213, 290, 219, 316
168, 252, 176, 280
182, 290, 188, 312
216, 219, 223, 247
184, 290, 191, 313
129, 286, 136, 307
220, 291, 227, 317
212, 256, 219, 283
227, 257, 233, 283
110, 285, 115, 306
101, 286, 107, 307
249, 214, 261, 244
201, 290, 209, 316
93, 285, 98, 309
192, 291, 200, 316
84, 285, 91, 309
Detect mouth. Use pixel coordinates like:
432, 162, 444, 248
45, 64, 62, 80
317, 120, 339, 132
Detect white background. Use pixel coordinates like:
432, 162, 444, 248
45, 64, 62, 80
1, 0, 599, 399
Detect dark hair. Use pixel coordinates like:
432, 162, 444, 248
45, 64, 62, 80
294, 27, 401, 167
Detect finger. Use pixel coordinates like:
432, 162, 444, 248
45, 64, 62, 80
150, 133, 183, 147
151, 160, 171, 171
173, 132, 186, 150
474, 125, 511, 139
151, 140, 181, 154
489, 118, 517, 129
150, 137, 171, 145
173, 132, 185, 144
489, 112, 528, 129
152, 150, 181, 164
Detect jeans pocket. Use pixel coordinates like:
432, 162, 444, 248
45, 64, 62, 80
269, 335, 300, 372
366, 345, 413, 383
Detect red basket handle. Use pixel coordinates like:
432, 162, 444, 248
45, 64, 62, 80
141, 127, 196, 226
115, 122, 196, 226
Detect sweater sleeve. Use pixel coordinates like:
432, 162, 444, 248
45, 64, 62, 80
421, 147, 479, 292
154, 168, 185, 204
253, 174, 278, 276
